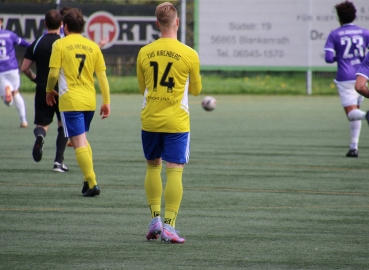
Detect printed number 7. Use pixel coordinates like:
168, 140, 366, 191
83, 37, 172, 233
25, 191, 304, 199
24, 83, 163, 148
76, 54, 86, 79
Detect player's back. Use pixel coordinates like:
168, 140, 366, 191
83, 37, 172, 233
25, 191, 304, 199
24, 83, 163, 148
27, 34, 60, 85
329, 24, 369, 81
0, 29, 21, 73
139, 38, 197, 94
50, 33, 106, 111
137, 38, 200, 132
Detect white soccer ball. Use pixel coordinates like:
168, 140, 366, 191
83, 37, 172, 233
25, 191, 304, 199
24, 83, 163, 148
201, 96, 216, 111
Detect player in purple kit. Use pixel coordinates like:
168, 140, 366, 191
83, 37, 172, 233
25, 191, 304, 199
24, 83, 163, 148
324, 1, 369, 158
355, 54, 369, 99
0, 18, 29, 128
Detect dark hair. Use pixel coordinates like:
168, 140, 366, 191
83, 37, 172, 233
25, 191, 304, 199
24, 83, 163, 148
335, 1, 356, 24
59, 6, 73, 17
63, 8, 85, 33
45, 9, 62, 30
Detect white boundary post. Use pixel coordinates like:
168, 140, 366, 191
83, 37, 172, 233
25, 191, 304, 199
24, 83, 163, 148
306, 0, 312, 95
180, 0, 186, 44
306, 70, 312, 95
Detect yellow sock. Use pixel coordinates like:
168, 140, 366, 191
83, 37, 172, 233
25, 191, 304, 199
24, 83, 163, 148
75, 146, 96, 189
164, 167, 183, 227
149, 205, 161, 218
145, 164, 162, 218
164, 210, 177, 227
86, 140, 93, 159
83, 141, 92, 184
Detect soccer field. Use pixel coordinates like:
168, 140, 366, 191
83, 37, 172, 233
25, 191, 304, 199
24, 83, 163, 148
1, 94, 369, 269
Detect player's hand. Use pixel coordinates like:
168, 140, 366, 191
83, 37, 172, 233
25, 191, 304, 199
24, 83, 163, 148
46, 90, 58, 106
98, 37, 109, 49
100, 104, 110, 119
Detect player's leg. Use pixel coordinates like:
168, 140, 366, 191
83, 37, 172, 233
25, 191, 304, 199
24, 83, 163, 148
32, 124, 47, 162
9, 70, 28, 127
142, 130, 163, 240
32, 87, 51, 162
13, 90, 28, 128
346, 95, 366, 121
81, 140, 93, 193
160, 132, 189, 244
63, 111, 99, 196
345, 105, 363, 157
66, 140, 73, 147
52, 99, 69, 172
0, 75, 14, 106
337, 81, 366, 157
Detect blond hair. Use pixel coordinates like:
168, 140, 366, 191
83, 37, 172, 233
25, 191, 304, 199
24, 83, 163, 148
155, 2, 177, 27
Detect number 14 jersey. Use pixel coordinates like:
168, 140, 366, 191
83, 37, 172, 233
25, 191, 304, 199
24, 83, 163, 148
137, 38, 202, 133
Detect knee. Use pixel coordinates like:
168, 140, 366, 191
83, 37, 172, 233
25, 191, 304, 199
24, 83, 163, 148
2, 96, 13, 106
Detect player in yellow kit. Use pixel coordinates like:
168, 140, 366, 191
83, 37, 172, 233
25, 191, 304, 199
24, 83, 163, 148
46, 8, 110, 197
136, 2, 202, 243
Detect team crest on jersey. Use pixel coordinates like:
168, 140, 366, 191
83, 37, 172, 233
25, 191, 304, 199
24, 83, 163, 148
85, 11, 119, 49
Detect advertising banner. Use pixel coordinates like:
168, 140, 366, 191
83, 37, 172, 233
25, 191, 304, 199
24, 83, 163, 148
195, 0, 369, 71
0, 3, 171, 56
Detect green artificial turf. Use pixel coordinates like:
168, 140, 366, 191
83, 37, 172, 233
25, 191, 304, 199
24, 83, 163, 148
0, 94, 368, 269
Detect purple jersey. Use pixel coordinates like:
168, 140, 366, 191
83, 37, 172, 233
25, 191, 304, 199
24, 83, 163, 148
0, 29, 30, 73
324, 24, 369, 81
356, 53, 369, 80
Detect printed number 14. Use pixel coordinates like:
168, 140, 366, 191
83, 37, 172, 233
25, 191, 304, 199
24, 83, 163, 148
150, 61, 175, 93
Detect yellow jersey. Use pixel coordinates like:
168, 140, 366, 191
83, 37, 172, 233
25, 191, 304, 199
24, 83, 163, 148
49, 33, 106, 112
137, 38, 202, 133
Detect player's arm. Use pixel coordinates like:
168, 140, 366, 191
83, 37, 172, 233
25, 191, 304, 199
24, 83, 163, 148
20, 58, 36, 83
17, 39, 30, 47
324, 34, 335, 63
136, 52, 146, 95
14, 34, 30, 47
188, 55, 202, 96
95, 50, 111, 119
355, 74, 369, 98
324, 49, 336, 63
96, 70, 110, 104
46, 68, 59, 92
95, 70, 111, 119
46, 68, 59, 106
46, 41, 61, 106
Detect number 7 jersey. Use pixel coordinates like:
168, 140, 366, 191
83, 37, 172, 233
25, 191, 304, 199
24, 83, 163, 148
49, 33, 106, 112
136, 38, 202, 133
324, 23, 369, 82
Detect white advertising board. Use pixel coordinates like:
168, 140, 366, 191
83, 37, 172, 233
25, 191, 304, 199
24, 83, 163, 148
195, 0, 369, 71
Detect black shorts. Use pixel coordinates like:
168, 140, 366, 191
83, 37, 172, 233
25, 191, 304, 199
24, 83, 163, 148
34, 84, 61, 126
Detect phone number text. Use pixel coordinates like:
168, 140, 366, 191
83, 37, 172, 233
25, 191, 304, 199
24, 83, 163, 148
217, 49, 285, 58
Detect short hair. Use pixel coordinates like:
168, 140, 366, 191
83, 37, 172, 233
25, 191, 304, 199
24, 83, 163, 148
45, 9, 62, 30
59, 6, 73, 17
155, 2, 177, 27
63, 8, 85, 33
335, 1, 356, 24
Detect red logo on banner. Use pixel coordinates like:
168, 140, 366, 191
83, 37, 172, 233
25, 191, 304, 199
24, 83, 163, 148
85, 11, 119, 49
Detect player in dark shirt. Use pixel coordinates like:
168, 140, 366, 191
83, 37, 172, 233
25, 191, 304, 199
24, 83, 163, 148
20, 9, 69, 172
